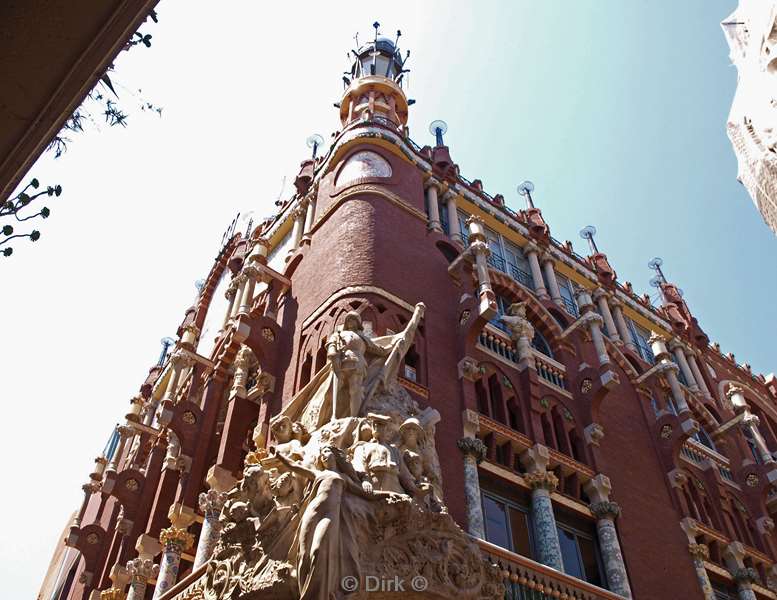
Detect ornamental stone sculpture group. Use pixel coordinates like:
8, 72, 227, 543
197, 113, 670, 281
200, 301, 503, 600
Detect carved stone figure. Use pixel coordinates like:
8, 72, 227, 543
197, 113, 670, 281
351, 413, 409, 495
275, 445, 398, 600
196, 300, 502, 600
273, 302, 425, 432
327, 311, 392, 420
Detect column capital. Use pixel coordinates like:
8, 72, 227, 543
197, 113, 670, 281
668, 338, 688, 352
206, 464, 238, 493
523, 241, 541, 256
199, 489, 228, 517
135, 534, 162, 559
520, 443, 551, 473
424, 178, 443, 191
126, 557, 158, 583
539, 251, 555, 266
583, 473, 612, 504
590, 500, 621, 520
731, 567, 760, 586
592, 287, 609, 301
524, 470, 559, 492
291, 202, 308, 221
167, 502, 197, 529
457, 437, 487, 463
159, 526, 194, 552
99, 589, 126, 600
742, 413, 761, 428
688, 543, 710, 561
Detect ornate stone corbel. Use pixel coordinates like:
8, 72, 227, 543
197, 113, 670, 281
457, 356, 481, 382
584, 422, 605, 447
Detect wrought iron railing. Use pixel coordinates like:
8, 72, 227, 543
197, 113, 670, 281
559, 295, 578, 317
509, 264, 534, 289
488, 253, 507, 273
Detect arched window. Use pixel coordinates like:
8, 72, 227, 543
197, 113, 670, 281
532, 330, 553, 359
693, 427, 717, 453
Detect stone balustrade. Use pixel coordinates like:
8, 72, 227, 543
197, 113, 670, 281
477, 538, 623, 600
533, 350, 567, 390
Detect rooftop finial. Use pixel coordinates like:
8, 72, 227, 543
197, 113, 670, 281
579, 225, 598, 253
429, 120, 448, 147
517, 180, 535, 209
648, 257, 666, 284
306, 134, 324, 159
158, 336, 175, 367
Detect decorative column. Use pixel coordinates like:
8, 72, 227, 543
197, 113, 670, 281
285, 202, 307, 262
584, 474, 632, 598
670, 340, 699, 391
107, 425, 134, 473
610, 299, 636, 351
593, 289, 621, 343
302, 196, 317, 238
688, 544, 715, 600
741, 413, 775, 464
723, 542, 759, 600
444, 191, 462, 243
237, 265, 258, 315
576, 289, 610, 366
541, 255, 562, 304
457, 437, 487, 539
222, 277, 240, 328
521, 445, 564, 572
100, 565, 129, 600
681, 518, 715, 600
425, 182, 443, 232
193, 490, 228, 569
650, 334, 690, 414
465, 216, 497, 319
524, 243, 549, 299
126, 557, 157, 600
152, 527, 194, 600
687, 353, 712, 399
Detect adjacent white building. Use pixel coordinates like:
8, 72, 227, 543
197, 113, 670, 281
722, 0, 777, 234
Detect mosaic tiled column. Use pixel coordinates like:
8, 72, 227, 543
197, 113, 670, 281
126, 557, 157, 600
724, 542, 759, 600
590, 501, 632, 598
193, 490, 228, 569
457, 437, 487, 539
152, 527, 194, 600
525, 470, 564, 571
688, 543, 715, 600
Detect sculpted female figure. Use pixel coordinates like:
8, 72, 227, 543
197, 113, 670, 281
274, 445, 396, 600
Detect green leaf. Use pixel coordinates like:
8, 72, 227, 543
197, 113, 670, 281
41, 207, 50, 218
2, 224, 13, 235
30, 230, 40, 241
31, 178, 39, 189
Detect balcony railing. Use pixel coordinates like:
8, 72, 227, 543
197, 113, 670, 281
559, 295, 579, 317
479, 329, 518, 364
680, 439, 737, 484
476, 538, 622, 600
509, 264, 534, 289
534, 350, 567, 390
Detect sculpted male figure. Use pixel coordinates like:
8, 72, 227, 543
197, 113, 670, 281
351, 413, 412, 495
326, 311, 390, 420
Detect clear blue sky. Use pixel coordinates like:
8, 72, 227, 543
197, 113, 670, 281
3, 1, 771, 596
